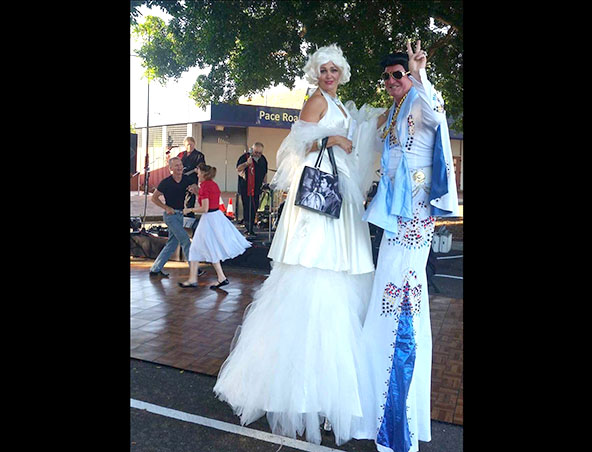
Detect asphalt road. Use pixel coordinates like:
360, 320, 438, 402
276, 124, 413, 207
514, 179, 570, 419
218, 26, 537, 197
130, 358, 463, 452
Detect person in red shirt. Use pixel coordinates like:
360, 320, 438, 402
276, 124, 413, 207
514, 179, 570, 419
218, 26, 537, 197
180, 163, 251, 289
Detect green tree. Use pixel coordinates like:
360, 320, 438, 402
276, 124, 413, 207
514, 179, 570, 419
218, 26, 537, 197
130, 0, 462, 131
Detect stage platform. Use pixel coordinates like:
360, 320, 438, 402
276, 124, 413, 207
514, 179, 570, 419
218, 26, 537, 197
130, 226, 274, 271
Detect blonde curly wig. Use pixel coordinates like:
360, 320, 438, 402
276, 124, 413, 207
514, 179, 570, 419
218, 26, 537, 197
303, 43, 351, 86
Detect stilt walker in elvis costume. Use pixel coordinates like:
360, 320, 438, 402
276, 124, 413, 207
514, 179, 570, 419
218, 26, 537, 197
352, 41, 459, 452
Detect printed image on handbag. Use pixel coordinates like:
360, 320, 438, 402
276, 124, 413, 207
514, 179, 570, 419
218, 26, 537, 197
294, 137, 342, 219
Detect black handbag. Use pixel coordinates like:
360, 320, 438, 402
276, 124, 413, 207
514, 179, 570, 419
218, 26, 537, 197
294, 137, 342, 219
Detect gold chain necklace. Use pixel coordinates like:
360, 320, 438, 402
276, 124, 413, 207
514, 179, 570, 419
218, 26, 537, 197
381, 92, 409, 142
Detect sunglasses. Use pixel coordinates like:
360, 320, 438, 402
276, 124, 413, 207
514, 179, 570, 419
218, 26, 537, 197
380, 70, 410, 81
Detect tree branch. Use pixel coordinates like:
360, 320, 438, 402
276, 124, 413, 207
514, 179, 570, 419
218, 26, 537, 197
427, 25, 457, 60
433, 16, 459, 32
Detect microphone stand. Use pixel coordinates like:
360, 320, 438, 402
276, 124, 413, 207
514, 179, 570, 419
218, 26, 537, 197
246, 151, 254, 236
142, 73, 150, 230
142, 154, 150, 228
263, 168, 277, 246
248, 192, 253, 235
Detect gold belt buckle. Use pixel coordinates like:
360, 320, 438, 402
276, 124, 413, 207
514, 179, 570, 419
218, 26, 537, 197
412, 170, 425, 184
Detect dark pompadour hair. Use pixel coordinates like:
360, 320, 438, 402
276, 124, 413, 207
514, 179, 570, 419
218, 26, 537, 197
379, 52, 409, 72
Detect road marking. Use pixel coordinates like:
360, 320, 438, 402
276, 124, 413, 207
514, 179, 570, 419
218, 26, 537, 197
436, 255, 463, 260
433, 274, 463, 280
130, 398, 345, 452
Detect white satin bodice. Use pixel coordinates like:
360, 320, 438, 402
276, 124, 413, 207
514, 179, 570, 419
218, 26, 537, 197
268, 88, 374, 275
303, 89, 353, 179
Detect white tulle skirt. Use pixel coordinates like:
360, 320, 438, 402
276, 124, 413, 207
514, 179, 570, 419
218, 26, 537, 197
188, 210, 251, 263
213, 261, 374, 445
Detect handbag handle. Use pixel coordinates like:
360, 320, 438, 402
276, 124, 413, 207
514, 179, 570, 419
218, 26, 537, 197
314, 137, 329, 167
313, 137, 338, 177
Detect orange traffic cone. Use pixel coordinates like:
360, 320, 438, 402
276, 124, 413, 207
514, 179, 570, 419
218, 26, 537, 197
226, 198, 235, 219
218, 196, 227, 213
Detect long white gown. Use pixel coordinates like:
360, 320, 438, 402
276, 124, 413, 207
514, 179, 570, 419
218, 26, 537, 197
352, 69, 459, 452
213, 89, 375, 446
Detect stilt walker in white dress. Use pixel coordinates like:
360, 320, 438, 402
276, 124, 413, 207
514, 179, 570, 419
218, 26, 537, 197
352, 41, 459, 452
213, 44, 377, 446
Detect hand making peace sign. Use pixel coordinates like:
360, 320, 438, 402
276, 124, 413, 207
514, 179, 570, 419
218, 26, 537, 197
406, 39, 428, 74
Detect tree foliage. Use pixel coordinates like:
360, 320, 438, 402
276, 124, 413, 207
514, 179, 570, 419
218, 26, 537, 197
131, 0, 463, 131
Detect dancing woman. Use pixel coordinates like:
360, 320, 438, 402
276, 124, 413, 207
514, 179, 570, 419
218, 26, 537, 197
179, 163, 251, 289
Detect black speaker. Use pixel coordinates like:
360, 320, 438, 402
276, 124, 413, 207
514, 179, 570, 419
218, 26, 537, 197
130, 133, 138, 174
